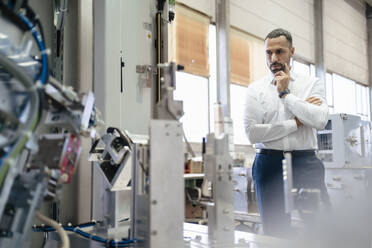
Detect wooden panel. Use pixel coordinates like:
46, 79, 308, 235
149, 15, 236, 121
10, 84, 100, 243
172, 4, 210, 77
230, 29, 250, 86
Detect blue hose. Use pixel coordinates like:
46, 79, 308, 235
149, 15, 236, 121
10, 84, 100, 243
33, 224, 136, 247
17, 13, 48, 85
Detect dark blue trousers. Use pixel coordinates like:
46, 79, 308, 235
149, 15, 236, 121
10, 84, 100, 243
252, 152, 330, 237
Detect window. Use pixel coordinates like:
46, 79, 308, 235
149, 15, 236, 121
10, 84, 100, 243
325, 73, 334, 114
174, 72, 209, 143
333, 73, 356, 115
230, 84, 249, 144
171, 4, 209, 77
356, 84, 371, 121
230, 29, 251, 86
326, 73, 371, 121
292, 60, 317, 78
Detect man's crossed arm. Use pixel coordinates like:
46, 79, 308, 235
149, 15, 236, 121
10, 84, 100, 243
283, 79, 329, 130
244, 79, 328, 144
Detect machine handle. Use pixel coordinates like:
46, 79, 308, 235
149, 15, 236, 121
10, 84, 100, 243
120, 55, 125, 93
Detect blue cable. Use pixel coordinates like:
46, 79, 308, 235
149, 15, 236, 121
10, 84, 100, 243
33, 225, 136, 247
17, 13, 48, 85
89, 107, 96, 128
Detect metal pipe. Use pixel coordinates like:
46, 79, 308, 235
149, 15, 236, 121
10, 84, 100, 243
367, 4, 372, 120
314, 0, 326, 86
215, 0, 231, 120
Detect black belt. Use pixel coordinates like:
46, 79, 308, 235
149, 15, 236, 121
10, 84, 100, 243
256, 149, 316, 157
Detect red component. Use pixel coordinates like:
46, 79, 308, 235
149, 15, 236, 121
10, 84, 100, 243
60, 134, 81, 183
184, 160, 190, 174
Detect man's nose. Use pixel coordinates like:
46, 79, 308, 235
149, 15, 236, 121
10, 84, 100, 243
271, 53, 279, 63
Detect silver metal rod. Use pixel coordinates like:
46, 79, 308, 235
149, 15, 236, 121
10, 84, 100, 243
283, 152, 294, 213
215, 0, 231, 120
367, 5, 372, 120
314, 0, 326, 86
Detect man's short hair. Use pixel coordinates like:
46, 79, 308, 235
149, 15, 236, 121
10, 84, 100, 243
265, 28, 293, 47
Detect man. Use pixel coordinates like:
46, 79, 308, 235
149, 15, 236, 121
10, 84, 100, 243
244, 28, 330, 237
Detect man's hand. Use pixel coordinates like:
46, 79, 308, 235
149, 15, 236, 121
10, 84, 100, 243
306, 96, 322, 106
294, 97, 323, 127
275, 63, 290, 93
295, 117, 303, 127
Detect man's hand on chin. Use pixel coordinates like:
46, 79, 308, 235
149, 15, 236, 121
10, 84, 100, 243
275, 63, 290, 93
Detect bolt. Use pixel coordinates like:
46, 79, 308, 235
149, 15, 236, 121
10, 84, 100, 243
218, 164, 222, 170
223, 209, 230, 214
165, 132, 169, 136
152, 200, 157, 205
238, 238, 247, 244
218, 176, 222, 181
151, 230, 157, 236
223, 227, 230, 231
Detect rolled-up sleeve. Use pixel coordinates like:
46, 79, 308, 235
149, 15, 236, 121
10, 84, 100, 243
244, 87, 298, 144
283, 78, 329, 130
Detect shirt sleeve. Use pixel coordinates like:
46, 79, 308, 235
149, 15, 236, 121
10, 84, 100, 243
244, 87, 298, 144
283, 78, 329, 130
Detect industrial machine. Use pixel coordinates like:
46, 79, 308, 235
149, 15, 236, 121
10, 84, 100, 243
317, 113, 372, 168
3, 0, 359, 247
316, 113, 372, 248
0, 1, 99, 247
317, 114, 372, 204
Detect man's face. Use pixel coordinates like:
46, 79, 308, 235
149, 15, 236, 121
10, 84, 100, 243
265, 35, 295, 74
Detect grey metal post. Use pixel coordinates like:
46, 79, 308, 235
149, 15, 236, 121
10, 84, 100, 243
216, 0, 231, 120
367, 4, 372, 120
314, 0, 326, 87
77, 0, 94, 224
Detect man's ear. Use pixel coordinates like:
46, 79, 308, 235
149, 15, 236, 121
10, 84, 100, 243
290, 46, 295, 57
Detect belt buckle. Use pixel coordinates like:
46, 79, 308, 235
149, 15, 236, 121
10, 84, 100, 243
283, 150, 292, 156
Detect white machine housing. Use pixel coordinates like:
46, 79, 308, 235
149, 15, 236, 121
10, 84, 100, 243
317, 113, 372, 168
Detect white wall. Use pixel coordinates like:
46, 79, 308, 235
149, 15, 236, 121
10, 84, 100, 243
324, 0, 369, 85
177, 0, 369, 85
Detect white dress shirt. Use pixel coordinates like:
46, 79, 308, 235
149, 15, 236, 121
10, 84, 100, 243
243, 72, 329, 151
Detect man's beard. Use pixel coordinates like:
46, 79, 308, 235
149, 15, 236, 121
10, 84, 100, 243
270, 62, 285, 74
